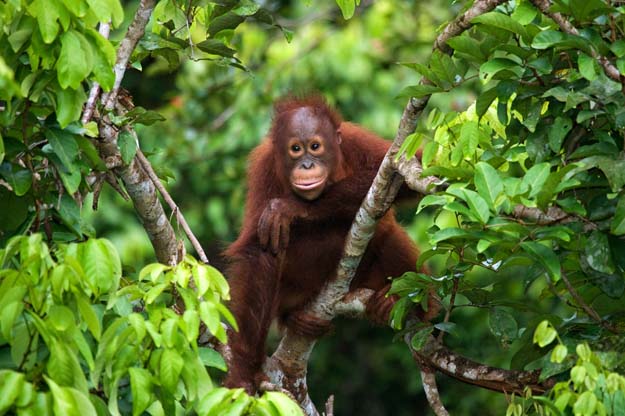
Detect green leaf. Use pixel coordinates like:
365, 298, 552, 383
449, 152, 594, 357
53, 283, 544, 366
80, 238, 122, 295
523, 162, 551, 198
476, 87, 498, 118
611, 194, 625, 235
551, 344, 568, 363
45, 377, 96, 416
47, 305, 74, 331
479, 58, 519, 83
548, 117, 572, 153
85, 29, 115, 91
56, 30, 92, 90
521, 241, 561, 281
471, 11, 529, 41
0, 164, 32, 196
0, 370, 25, 414
196, 39, 237, 57
533, 320, 557, 347
584, 231, 614, 274
76, 294, 101, 340
410, 327, 433, 351
336, 0, 356, 19
86, 0, 124, 27
488, 308, 518, 342
573, 391, 597, 416
263, 391, 304, 416
29, 0, 63, 43
475, 162, 503, 211
397, 84, 444, 99
578, 53, 598, 81
129, 368, 152, 416
117, 131, 137, 165
56, 87, 86, 128
532, 30, 564, 49
198, 348, 227, 371
46, 129, 79, 170
430, 228, 470, 244
462, 189, 491, 224
160, 349, 183, 393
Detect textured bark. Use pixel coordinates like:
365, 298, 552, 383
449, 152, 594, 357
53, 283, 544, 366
407, 332, 555, 395
91, 0, 182, 265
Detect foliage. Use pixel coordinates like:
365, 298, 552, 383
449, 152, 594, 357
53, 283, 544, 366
0, 234, 301, 415
507, 321, 625, 415
391, 0, 625, 388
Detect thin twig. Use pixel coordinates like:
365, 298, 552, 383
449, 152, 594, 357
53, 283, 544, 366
135, 149, 210, 264
560, 271, 618, 333
102, 0, 157, 111
437, 277, 459, 342
81, 22, 111, 124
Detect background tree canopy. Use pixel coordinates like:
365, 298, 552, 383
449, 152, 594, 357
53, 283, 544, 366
0, 0, 624, 415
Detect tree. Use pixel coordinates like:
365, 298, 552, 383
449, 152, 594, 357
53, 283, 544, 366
1, 0, 625, 415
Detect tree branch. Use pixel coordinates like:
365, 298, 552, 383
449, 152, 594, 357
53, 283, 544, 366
420, 367, 449, 416
102, 0, 157, 111
261, 0, 509, 413
91, 0, 183, 265
530, 0, 623, 84
560, 271, 618, 333
135, 149, 209, 264
82, 22, 111, 124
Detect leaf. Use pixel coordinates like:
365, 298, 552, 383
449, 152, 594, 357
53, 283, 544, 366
196, 39, 237, 57
76, 294, 101, 340
410, 327, 433, 351
522, 162, 551, 198
533, 320, 557, 347
46, 129, 79, 170
475, 162, 503, 211
397, 84, 444, 99
611, 194, 625, 235
488, 308, 518, 342
336, 0, 356, 19
551, 344, 568, 363
547, 117, 572, 153
45, 377, 97, 416
0, 164, 32, 196
129, 368, 152, 416
160, 349, 183, 393
117, 131, 137, 164
430, 228, 470, 244
56, 30, 92, 90
520, 241, 561, 281
29, 0, 63, 43
85, 29, 115, 91
198, 348, 227, 371
208, 12, 246, 37
471, 11, 529, 41
479, 58, 519, 83
56, 87, 86, 128
462, 189, 491, 224
80, 238, 122, 295
578, 53, 598, 81
85, 0, 124, 27
584, 231, 615, 274
0, 370, 25, 414
47, 305, 74, 331
263, 391, 304, 416
476, 87, 498, 118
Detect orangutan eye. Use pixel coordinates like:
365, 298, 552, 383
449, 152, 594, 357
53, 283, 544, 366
291, 144, 301, 152
311, 143, 320, 150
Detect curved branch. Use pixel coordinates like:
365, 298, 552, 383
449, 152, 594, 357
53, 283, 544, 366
421, 367, 449, 416
407, 333, 555, 395
262, 0, 510, 412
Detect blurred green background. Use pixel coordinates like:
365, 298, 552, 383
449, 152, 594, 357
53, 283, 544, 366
86, 1, 519, 413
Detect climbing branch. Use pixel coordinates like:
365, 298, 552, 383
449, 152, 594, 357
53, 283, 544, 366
261, 0, 510, 413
